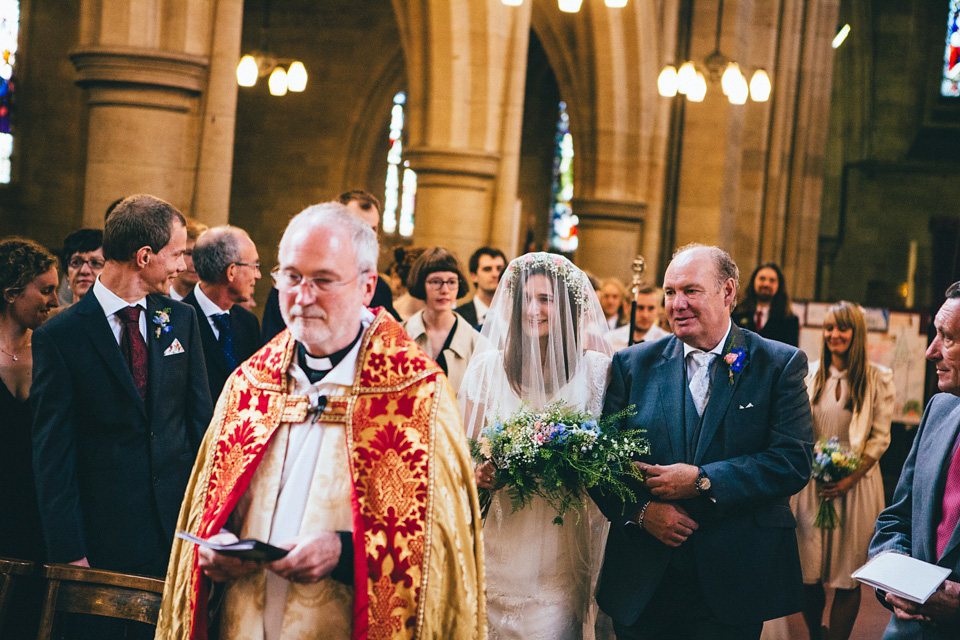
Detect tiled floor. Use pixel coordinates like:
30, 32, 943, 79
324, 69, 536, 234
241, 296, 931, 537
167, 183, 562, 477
769, 586, 891, 639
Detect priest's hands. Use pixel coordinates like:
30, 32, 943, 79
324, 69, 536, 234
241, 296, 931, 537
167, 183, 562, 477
198, 532, 264, 582
887, 579, 960, 626
639, 502, 698, 547
636, 461, 700, 500
269, 532, 342, 584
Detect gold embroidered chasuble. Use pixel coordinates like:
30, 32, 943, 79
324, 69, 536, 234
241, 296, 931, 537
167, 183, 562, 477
155, 310, 486, 640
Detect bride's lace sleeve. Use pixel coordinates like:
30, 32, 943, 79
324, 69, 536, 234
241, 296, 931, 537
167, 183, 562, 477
457, 349, 505, 441
583, 350, 612, 417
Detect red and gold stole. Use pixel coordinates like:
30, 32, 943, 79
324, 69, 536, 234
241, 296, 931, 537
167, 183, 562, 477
185, 309, 442, 640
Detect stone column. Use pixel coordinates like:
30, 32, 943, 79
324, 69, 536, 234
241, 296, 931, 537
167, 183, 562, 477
572, 198, 646, 283
71, 47, 207, 226
405, 148, 500, 265
71, 0, 242, 227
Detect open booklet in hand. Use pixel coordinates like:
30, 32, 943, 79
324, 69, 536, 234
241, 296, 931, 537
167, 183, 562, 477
176, 531, 289, 562
852, 551, 953, 604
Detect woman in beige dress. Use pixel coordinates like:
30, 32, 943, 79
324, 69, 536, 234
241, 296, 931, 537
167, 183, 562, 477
791, 301, 895, 640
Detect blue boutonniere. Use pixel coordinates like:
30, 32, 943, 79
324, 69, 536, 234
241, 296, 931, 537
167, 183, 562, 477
152, 307, 172, 339
723, 346, 746, 385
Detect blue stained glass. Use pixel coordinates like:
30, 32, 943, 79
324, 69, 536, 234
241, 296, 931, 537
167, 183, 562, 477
383, 91, 416, 235
549, 102, 577, 253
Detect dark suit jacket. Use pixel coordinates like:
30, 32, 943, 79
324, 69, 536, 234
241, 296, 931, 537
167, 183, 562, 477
870, 393, 960, 640
592, 325, 813, 626
183, 290, 261, 401
732, 305, 800, 347
30, 292, 213, 573
261, 277, 399, 343
455, 299, 479, 327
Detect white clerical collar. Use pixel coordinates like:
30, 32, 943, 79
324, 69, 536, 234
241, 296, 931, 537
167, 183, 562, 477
194, 283, 231, 317
92, 276, 147, 317
290, 307, 376, 390
682, 319, 733, 359
168, 285, 184, 301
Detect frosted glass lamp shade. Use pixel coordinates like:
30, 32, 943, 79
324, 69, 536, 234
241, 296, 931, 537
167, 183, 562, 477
237, 55, 258, 87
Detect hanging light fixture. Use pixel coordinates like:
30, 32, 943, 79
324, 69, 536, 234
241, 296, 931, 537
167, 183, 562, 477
500, 0, 627, 11
236, 0, 307, 96
658, 0, 770, 104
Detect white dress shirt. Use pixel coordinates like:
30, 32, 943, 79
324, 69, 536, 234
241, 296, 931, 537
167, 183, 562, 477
682, 319, 733, 383
193, 283, 231, 339
91, 276, 147, 344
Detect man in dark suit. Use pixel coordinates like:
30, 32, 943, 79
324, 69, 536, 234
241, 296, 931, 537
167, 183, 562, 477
869, 283, 960, 638
456, 246, 505, 328
261, 190, 398, 341
183, 225, 262, 401
31, 194, 213, 577
732, 261, 800, 346
593, 244, 813, 639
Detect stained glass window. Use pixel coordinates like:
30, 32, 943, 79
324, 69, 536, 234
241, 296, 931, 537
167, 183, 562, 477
383, 91, 417, 236
942, 0, 960, 97
0, 0, 18, 183
549, 101, 577, 253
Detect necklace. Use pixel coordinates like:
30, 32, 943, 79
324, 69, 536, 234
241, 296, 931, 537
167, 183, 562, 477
0, 346, 18, 361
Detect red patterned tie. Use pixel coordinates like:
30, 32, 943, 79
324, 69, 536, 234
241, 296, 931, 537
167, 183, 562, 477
117, 306, 148, 399
755, 309, 764, 331
937, 436, 960, 558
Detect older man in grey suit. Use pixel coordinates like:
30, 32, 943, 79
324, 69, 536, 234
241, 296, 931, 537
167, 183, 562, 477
592, 244, 814, 639
870, 283, 960, 638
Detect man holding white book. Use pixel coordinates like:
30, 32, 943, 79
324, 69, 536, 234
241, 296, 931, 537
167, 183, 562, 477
870, 282, 960, 638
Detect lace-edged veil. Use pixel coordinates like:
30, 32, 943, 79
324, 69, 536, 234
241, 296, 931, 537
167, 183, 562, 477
458, 252, 613, 440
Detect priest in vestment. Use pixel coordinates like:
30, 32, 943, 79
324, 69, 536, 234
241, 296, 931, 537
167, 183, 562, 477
156, 202, 486, 640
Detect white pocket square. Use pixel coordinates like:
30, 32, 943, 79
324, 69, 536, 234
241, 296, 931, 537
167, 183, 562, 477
164, 338, 185, 356
739, 402, 755, 409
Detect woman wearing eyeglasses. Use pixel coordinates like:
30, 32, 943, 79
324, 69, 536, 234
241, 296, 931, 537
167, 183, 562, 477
401, 247, 479, 395
59, 228, 104, 304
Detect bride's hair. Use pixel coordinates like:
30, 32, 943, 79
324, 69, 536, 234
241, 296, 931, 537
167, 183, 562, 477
503, 263, 581, 397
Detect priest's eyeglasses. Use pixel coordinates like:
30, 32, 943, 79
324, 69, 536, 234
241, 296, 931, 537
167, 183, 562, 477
271, 267, 364, 294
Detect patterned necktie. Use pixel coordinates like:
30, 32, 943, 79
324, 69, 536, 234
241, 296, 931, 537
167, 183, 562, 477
116, 306, 147, 399
212, 312, 239, 371
937, 434, 960, 558
755, 309, 764, 331
688, 351, 716, 417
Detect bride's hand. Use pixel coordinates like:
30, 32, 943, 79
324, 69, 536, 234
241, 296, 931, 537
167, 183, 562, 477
475, 461, 497, 489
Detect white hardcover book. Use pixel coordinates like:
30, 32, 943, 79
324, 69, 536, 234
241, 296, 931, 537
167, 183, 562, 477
852, 551, 953, 604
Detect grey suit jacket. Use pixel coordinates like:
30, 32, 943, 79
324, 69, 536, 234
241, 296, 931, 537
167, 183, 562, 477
592, 324, 814, 626
871, 393, 960, 639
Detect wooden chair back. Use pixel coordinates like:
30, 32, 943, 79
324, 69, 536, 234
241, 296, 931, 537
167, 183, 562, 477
36, 564, 165, 639
0, 557, 35, 633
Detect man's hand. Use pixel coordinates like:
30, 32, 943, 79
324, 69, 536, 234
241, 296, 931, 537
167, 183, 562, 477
198, 532, 264, 583
269, 532, 342, 584
887, 580, 960, 625
639, 501, 698, 547
636, 462, 700, 500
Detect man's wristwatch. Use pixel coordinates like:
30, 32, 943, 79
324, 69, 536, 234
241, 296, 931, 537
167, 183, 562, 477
695, 467, 712, 495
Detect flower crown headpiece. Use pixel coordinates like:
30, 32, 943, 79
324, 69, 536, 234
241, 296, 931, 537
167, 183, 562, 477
504, 252, 591, 307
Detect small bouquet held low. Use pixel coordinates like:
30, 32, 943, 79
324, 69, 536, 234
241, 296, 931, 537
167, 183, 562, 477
811, 437, 861, 529
469, 402, 648, 525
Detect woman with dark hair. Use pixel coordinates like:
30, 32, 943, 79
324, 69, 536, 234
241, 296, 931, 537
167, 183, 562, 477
59, 228, 104, 304
401, 247, 478, 394
791, 301, 895, 640
0, 237, 58, 638
458, 252, 613, 639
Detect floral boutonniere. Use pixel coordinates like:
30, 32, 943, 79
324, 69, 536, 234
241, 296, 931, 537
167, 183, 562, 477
723, 346, 747, 385
152, 308, 172, 339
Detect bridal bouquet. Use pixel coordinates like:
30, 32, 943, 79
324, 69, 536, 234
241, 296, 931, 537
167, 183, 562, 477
469, 402, 647, 525
811, 437, 861, 529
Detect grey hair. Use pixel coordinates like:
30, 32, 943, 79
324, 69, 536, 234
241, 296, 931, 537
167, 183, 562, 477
193, 226, 246, 283
672, 243, 740, 297
279, 202, 378, 274
947, 282, 960, 299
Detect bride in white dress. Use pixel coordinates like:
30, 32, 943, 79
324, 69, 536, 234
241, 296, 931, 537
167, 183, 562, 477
458, 253, 613, 640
